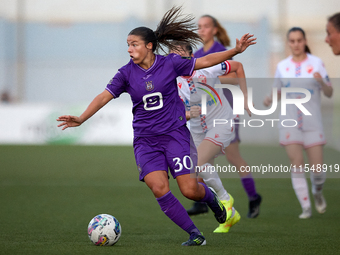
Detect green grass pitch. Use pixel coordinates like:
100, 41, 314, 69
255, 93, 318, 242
1, 145, 339, 255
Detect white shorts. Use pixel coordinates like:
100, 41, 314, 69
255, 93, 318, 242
279, 128, 326, 148
191, 124, 235, 155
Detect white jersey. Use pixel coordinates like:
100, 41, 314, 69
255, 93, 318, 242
274, 54, 331, 132
177, 61, 233, 134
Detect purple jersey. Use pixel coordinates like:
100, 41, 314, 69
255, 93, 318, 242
106, 53, 196, 137
194, 41, 233, 108
194, 41, 227, 58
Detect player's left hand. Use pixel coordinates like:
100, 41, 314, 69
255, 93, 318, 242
235, 33, 257, 53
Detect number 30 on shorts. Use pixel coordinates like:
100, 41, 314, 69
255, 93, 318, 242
173, 155, 194, 172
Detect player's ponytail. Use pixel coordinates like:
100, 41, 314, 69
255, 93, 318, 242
328, 12, 340, 32
202, 15, 231, 47
287, 27, 311, 54
129, 6, 201, 54
154, 6, 202, 53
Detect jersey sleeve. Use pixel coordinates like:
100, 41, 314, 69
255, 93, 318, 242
205, 61, 231, 77
176, 77, 190, 103
105, 70, 127, 98
318, 60, 332, 87
170, 53, 196, 76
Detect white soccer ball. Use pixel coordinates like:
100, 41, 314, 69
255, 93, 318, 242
87, 214, 122, 246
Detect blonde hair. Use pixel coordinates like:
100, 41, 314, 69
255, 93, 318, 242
201, 15, 230, 47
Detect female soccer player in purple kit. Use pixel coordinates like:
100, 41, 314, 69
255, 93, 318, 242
187, 14, 262, 219
57, 7, 256, 246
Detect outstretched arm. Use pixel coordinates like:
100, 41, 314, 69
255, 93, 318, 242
57, 90, 114, 130
194, 33, 256, 70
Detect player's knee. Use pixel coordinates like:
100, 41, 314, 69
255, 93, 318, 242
149, 182, 169, 198
181, 184, 200, 200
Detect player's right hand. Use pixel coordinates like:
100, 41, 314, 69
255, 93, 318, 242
57, 115, 82, 130
190, 106, 201, 118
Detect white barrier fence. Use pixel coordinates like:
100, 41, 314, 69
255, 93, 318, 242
0, 102, 339, 152
0, 102, 134, 145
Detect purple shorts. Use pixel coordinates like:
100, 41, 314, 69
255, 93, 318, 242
133, 125, 198, 181
231, 115, 241, 144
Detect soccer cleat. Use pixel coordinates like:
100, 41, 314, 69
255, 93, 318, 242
313, 193, 326, 214
299, 207, 312, 219
213, 209, 241, 233
221, 193, 234, 221
181, 234, 206, 246
208, 188, 227, 224
186, 202, 209, 216
247, 194, 262, 218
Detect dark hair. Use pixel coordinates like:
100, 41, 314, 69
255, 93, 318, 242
328, 12, 340, 32
171, 41, 193, 56
201, 15, 230, 47
129, 6, 201, 53
287, 27, 311, 54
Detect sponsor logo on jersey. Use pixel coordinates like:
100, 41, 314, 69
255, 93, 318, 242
196, 81, 223, 106
143, 74, 152, 80
145, 81, 154, 91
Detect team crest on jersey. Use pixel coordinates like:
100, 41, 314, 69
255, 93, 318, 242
178, 82, 182, 89
145, 81, 154, 91
198, 75, 207, 84
306, 65, 313, 74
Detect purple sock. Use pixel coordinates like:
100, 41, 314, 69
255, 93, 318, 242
197, 182, 223, 214
156, 191, 200, 236
197, 182, 214, 203
241, 173, 258, 201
